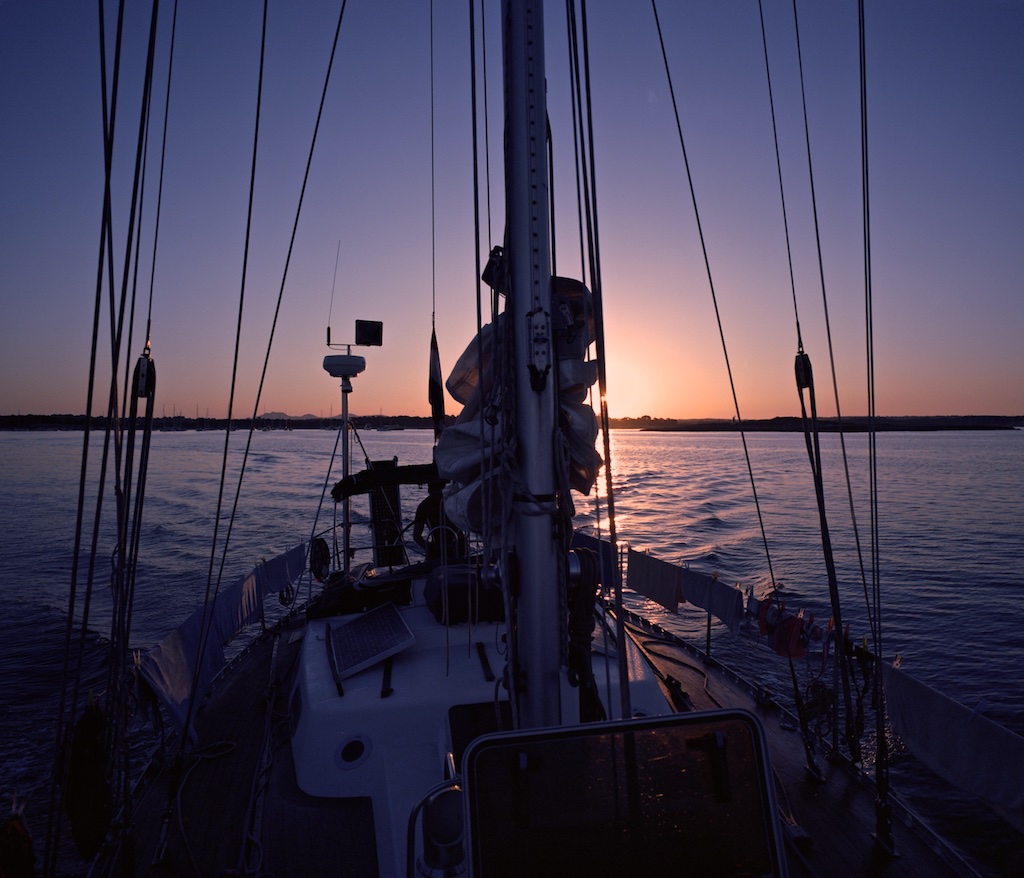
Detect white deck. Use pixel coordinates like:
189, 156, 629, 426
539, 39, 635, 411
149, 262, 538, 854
289, 580, 668, 877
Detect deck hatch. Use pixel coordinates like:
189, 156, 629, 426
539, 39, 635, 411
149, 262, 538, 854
463, 709, 785, 876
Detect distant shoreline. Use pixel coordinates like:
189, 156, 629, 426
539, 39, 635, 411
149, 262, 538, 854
1, 413, 1020, 432
633, 415, 1023, 432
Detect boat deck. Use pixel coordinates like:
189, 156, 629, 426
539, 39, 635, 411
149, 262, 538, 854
91, 615, 382, 877
628, 617, 979, 877
85, 605, 981, 877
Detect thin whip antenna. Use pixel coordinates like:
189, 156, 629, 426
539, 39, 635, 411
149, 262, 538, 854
327, 238, 341, 344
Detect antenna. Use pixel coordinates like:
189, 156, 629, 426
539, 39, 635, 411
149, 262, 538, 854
323, 320, 383, 575
326, 319, 382, 351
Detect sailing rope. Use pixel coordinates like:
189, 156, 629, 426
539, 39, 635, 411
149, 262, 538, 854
165, 3, 352, 846
750, 0, 860, 774
857, 0, 892, 846
649, 0, 779, 597
649, 0, 819, 761
785, 0, 874, 650
175, 0, 271, 771
770, 0, 868, 764
467, 0, 507, 678
558, 2, 613, 715
649, 0, 847, 780
45, 0, 169, 872
748, 0, 833, 779
784, 0, 878, 657
109, 0, 179, 838
200, 0, 347, 717
564, 0, 631, 720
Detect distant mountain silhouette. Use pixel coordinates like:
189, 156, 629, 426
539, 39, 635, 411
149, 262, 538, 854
258, 411, 319, 420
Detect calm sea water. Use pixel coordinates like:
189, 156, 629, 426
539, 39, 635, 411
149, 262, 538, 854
1, 427, 1022, 873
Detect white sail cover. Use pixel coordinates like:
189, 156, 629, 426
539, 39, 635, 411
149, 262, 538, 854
626, 549, 745, 631
627, 549, 681, 613
140, 542, 307, 741
883, 663, 1024, 832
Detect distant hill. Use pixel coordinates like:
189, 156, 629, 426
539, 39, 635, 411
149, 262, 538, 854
258, 411, 319, 420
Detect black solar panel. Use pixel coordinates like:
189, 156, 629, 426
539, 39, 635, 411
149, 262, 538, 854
327, 602, 415, 680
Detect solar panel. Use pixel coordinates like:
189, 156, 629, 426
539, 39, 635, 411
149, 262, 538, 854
327, 602, 415, 681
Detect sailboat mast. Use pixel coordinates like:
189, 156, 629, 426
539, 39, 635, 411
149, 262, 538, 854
503, 0, 562, 728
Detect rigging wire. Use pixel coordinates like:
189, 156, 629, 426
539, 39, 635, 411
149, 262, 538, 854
783, 0, 875, 649
566, 0, 630, 720
649, 0, 778, 598
111, 349, 157, 837
143, 0, 177, 348
105, 0, 161, 586
158, 0, 352, 848
858, 0, 892, 846
787, 0, 870, 629
758, 3, 803, 354
108, 160, 153, 869
426, 4, 450, 583
182, 0, 351, 760
44, 0, 122, 864
783, 0, 867, 763
754, 0, 829, 777
479, 0, 494, 254
45, 0, 164, 871
649, 0, 847, 773
467, 0, 507, 709
176, 0, 272, 769
564, 0, 617, 717
109, 0, 179, 827
106, 11, 166, 770
754, 0, 861, 769
468, 0, 513, 697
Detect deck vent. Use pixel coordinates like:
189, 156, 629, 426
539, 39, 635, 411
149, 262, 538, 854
334, 735, 372, 770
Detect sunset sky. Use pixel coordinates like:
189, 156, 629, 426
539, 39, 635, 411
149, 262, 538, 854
2, 1, 1022, 421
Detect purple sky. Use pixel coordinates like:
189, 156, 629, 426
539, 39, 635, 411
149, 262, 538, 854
2, 1, 1022, 420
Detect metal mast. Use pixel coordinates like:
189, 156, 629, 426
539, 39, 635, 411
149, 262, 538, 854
503, 0, 562, 728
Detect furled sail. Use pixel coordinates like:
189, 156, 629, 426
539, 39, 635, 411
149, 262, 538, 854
436, 277, 601, 534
